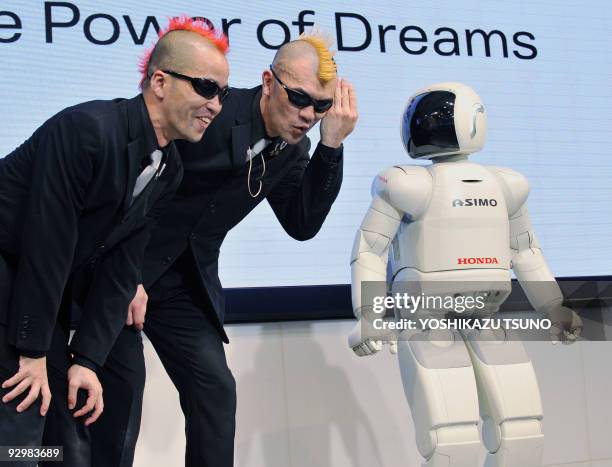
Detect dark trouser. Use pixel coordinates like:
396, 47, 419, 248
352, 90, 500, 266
0, 323, 144, 467
40, 324, 91, 467
41, 325, 145, 467
145, 276, 237, 467
93, 262, 237, 467
2, 327, 147, 467
0, 323, 45, 467
88, 326, 145, 467
0, 255, 43, 466
0, 252, 145, 467
0, 322, 95, 466
0, 251, 80, 466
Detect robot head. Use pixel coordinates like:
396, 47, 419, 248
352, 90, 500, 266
400, 82, 487, 160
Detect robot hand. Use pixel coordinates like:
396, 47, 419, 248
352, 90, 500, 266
546, 305, 583, 344
348, 320, 397, 356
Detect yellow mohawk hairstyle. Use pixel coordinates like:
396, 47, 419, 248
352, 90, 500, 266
297, 31, 337, 83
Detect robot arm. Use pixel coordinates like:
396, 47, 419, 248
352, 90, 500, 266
495, 166, 582, 340
351, 165, 433, 315
510, 203, 582, 341
490, 166, 562, 311
349, 166, 432, 355
349, 179, 402, 356
510, 203, 563, 311
350, 193, 402, 317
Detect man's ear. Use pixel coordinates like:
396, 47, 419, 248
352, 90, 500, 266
149, 70, 167, 99
261, 70, 273, 97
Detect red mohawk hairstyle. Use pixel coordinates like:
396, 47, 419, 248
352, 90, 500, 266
138, 15, 229, 89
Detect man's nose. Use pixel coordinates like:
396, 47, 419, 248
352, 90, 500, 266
298, 105, 315, 123
207, 96, 223, 116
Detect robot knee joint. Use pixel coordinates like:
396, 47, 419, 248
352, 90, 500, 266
418, 424, 480, 461
482, 417, 543, 454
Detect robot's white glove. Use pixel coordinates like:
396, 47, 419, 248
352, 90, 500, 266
348, 320, 382, 356
348, 320, 397, 356
546, 305, 583, 344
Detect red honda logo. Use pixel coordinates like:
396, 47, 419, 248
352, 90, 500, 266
457, 257, 499, 265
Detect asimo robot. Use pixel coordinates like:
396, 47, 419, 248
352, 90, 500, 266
348, 83, 582, 467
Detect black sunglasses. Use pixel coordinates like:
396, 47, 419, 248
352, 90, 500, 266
162, 69, 230, 102
269, 65, 333, 113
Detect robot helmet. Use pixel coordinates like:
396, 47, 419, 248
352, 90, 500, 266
400, 82, 487, 160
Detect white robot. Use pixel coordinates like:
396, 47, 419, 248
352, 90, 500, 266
348, 83, 582, 467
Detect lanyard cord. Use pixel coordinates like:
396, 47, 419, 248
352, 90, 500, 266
247, 150, 266, 198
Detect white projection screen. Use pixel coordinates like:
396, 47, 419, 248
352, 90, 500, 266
1, 1, 610, 291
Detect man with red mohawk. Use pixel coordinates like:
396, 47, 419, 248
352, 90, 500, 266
0, 17, 229, 466
114, 31, 358, 466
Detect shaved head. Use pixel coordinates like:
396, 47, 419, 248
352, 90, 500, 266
272, 33, 337, 84
138, 16, 229, 89
272, 40, 320, 81
144, 30, 223, 85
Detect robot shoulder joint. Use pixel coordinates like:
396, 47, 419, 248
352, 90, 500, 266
488, 166, 530, 216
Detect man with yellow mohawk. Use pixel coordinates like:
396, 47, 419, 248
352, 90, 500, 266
101, 31, 358, 466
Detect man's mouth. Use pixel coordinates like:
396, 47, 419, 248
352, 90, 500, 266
196, 116, 211, 125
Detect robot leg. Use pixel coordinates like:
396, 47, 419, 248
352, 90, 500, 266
398, 329, 481, 467
464, 332, 544, 467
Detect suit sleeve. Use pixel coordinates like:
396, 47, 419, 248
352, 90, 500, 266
9, 112, 97, 355
266, 141, 343, 241
68, 166, 183, 368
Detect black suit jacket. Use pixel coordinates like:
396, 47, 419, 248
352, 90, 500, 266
142, 86, 343, 341
0, 95, 183, 366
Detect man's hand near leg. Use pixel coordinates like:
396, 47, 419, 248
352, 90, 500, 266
67, 364, 103, 426
126, 284, 148, 331
2, 355, 52, 416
